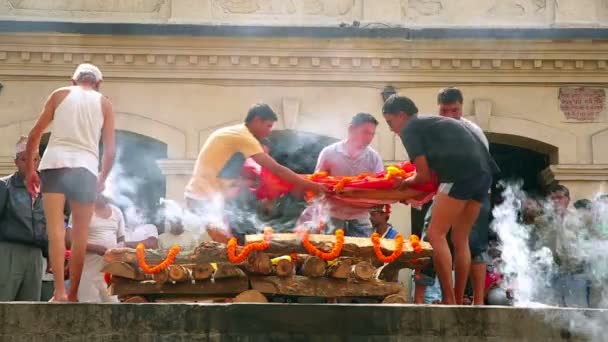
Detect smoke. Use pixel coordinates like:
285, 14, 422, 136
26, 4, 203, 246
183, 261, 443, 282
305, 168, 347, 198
102, 149, 143, 227
492, 182, 608, 340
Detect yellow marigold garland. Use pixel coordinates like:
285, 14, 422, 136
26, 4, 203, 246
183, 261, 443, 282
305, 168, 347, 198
136, 243, 181, 274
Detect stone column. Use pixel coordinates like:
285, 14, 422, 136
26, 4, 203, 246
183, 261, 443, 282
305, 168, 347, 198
549, 164, 608, 200
156, 159, 195, 204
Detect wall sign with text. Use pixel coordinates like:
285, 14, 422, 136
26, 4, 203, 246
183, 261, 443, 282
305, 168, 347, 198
559, 87, 606, 122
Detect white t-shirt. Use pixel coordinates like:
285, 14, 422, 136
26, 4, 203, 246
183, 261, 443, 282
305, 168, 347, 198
158, 231, 199, 251
125, 224, 159, 242
69, 204, 125, 249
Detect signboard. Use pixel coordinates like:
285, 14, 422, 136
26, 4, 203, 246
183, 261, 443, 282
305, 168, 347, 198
559, 87, 606, 122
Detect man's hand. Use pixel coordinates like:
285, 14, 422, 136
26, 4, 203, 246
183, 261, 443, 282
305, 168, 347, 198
26, 171, 40, 199
96, 177, 106, 193
303, 180, 330, 194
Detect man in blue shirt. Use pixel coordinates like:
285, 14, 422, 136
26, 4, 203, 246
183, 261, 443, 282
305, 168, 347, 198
370, 205, 398, 239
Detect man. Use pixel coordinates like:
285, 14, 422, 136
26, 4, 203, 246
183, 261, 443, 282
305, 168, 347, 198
158, 216, 198, 252
185, 103, 326, 242
413, 88, 492, 305
0, 137, 46, 301
67, 194, 124, 302
382, 94, 498, 305
370, 205, 398, 239
123, 208, 158, 249
315, 113, 385, 237
25, 63, 116, 302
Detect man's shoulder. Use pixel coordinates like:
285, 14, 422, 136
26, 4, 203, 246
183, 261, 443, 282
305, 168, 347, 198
319, 141, 342, 155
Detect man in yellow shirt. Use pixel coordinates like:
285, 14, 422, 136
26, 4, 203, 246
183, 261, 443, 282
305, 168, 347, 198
185, 103, 326, 242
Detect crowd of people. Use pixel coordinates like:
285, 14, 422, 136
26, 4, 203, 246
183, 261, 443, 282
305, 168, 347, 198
0, 63, 604, 307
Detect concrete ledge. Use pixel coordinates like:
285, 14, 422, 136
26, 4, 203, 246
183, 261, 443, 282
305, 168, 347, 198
0, 303, 605, 341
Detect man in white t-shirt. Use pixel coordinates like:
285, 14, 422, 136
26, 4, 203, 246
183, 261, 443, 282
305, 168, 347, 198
158, 217, 198, 252
67, 194, 124, 302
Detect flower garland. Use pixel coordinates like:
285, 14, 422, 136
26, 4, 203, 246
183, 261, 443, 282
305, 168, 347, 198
302, 229, 344, 261
226, 227, 273, 264
410, 234, 423, 254
371, 232, 404, 263
136, 243, 181, 274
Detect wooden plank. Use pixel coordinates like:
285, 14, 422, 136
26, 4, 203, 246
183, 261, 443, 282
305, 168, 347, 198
337, 188, 426, 201
101, 262, 146, 281
250, 275, 403, 298
110, 276, 249, 297
245, 233, 432, 262
376, 258, 430, 282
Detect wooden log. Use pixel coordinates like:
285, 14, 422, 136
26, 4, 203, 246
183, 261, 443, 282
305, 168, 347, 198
301, 256, 326, 278
192, 263, 214, 281
168, 265, 190, 283
152, 269, 169, 287
273, 259, 294, 277
351, 261, 375, 281
101, 262, 145, 281
213, 263, 246, 280
375, 258, 431, 282
110, 276, 249, 297
121, 295, 149, 303
337, 188, 426, 201
382, 294, 408, 304
245, 252, 272, 275
327, 259, 352, 279
233, 290, 268, 303
250, 275, 404, 298
245, 233, 432, 262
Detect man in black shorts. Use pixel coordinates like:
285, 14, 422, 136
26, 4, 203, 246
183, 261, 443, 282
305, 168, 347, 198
383, 94, 498, 305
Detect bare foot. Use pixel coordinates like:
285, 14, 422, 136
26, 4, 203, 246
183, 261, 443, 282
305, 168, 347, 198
67, 295, 79, 302
49, 295, 69, 303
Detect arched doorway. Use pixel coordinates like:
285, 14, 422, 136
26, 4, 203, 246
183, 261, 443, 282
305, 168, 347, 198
112, 130, 168, 228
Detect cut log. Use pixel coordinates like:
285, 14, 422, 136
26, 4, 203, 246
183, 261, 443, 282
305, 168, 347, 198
101, 262, 145, 281
245, 233, 432, 263
351, 261, 375, 281
192, 263, 214, 281
110, 276, 249, 297
121, 295, 149, 303
233, 290, 268, 303
337, 188, 426, 201
327, 259, 352, 279
382, 294, 408, 304
273, 259, 294, 277
152, 269, 169, 287
245, 252, 272, 275
301, 256, 326, 278
168, 265, 190, 283
250, 275, 404, 298
213, 263, 246, 280
375, 258, 430, 282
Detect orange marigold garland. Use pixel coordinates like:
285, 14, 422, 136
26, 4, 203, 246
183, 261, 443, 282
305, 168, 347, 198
371, 233, 404, 263
410, 234, 423, 254
226, 227, 273, 264
136, 243, 181, 274
302, 229, 344, 261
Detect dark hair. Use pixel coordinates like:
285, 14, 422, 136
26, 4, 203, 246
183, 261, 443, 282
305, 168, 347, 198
244, 103, 278, 124
547, 183, 570, 198
573, 199, 592, 210
382, 95, 418, 116
437, 87, 463, 104
350, 112, 378, 127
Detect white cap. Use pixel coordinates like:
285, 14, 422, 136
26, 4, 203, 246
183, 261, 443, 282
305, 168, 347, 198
72, 63, 103, 82
15, 136, 27, 154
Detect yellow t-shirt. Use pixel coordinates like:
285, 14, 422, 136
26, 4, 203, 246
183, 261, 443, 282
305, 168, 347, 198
185, 124, 263, 199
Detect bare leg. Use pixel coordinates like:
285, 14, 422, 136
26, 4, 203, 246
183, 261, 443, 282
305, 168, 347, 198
451, 200, 481, 305
470, 263, 487, 305
66, 200, 95, 302
42, 193, 68, 302
427, 194, 466, 305
414, 283, 427, 304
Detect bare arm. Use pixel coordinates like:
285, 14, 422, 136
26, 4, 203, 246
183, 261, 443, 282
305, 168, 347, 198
98, 96, 116, 190
401, 155, 432, 187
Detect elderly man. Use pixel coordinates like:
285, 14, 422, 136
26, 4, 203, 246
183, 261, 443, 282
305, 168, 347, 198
315, 113, 385, 237
25, 63, 116, 302
0, 137, 46, 301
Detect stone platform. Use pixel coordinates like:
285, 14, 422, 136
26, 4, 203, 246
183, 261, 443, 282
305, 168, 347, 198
0, 303, 605, 341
